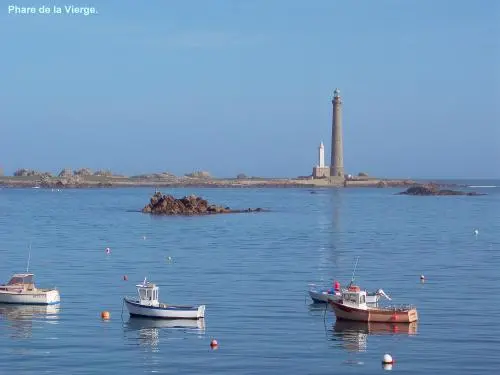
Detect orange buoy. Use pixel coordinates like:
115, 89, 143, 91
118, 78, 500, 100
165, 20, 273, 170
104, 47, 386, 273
210, 339, 218, 349
123, 275, 128, 281
101, 311, 110, 320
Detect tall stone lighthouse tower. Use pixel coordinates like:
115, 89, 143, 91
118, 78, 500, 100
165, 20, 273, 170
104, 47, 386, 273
330, 88, 344, 178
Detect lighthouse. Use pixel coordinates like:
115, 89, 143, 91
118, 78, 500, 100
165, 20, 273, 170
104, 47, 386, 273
318, 142, 325, 167
311, 88, 346, 181
330, 88, 344, 178
312, 141, 329, 178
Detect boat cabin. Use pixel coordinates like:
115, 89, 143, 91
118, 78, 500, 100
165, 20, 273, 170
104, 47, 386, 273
0, 273, 36, 291
341, 285, 367, 308
136, 281, 160, 307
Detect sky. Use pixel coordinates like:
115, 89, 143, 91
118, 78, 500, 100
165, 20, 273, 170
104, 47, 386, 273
1, 0, 498, 179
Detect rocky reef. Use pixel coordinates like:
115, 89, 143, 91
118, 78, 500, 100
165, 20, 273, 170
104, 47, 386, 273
398, 185, 485, 196
142, 192, 265, 215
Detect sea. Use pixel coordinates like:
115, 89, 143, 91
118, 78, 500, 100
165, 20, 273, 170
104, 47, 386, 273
0, 181, 499, 374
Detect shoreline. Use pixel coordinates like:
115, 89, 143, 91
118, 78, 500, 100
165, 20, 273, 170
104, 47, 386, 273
0, 175, 446, 189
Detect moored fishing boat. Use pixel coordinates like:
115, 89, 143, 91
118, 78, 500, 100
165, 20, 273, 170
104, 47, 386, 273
124, 279, 205, 319
329, 285, 418, 323
309, 281, 390, 304
0, 273, 60, 305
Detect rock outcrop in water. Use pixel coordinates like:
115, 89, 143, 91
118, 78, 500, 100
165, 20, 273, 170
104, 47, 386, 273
142, 192, 265, 215
398, 185, 485, 196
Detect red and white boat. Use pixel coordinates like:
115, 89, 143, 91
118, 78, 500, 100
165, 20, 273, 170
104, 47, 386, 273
329, 285, 418, 323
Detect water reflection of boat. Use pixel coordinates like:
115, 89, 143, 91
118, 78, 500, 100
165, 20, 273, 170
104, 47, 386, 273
0, 303, 60, 339
126, 317, 206, 331
124, 317, 206, 348
0, 303, 60, 320
332, 319, 418, 352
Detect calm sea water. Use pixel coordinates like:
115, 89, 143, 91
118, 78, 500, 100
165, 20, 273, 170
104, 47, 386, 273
0, 184, 499, 374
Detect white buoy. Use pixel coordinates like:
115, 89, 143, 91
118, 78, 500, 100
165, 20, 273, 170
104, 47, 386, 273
143, 236, 146, 240
382, 354, 393, 364
166, 256, 172, 263
420, 274, 425, 281
105, 247, 111, 254
473, 229, 479, 236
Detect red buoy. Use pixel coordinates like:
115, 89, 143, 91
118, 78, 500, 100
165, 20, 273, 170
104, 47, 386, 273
210, 339, 218, 349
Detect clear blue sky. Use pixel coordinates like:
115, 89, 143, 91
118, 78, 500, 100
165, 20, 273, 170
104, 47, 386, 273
1, 0, 498, 178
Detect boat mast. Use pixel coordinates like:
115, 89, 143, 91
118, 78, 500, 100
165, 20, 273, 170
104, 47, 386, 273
350, 256, 360, 285
26, 242, 32, 273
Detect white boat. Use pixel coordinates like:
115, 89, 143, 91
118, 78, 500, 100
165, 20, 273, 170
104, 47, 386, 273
124, 279, 205, 320
310, 259, 391, 305
0, 273, 60, 305
309, 286, 390, 304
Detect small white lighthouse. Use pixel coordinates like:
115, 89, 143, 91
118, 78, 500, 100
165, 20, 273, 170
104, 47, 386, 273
318, 142, 325, 168
312, 141, 329, 178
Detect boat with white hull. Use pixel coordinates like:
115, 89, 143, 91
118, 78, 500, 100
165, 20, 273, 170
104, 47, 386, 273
124, 279, 205, 320
0, 273, 60, 305
309, 286, 389, 304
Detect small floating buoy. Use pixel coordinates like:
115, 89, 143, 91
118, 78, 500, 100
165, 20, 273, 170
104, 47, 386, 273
420, 275, 425, 282
210, 338, 218, 349
101, 311, 110, 320
382, 353, 394, 364
123, 275, 128, 281
105, 247, 111, 254
143, 236, 146, 240
166, 256, 172, 263
473, 229, 479, 236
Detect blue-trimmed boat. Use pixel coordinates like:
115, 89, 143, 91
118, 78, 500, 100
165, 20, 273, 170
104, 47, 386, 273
124, 279, 205, 320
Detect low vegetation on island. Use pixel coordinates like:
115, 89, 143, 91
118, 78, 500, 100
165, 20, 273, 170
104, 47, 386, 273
398, 185, 485, 196
142, 191, 265, 215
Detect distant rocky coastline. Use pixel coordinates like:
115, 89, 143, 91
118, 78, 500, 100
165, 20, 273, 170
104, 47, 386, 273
142, 192, 265, 215
0, 167, 469, 190
398, 185, 486, 196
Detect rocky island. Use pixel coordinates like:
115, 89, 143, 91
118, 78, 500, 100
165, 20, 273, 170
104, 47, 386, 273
0, 167, 422, 189
142, 192, 265, 215
398, 185, 486, 196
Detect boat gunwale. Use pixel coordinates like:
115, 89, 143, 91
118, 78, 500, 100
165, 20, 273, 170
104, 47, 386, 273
330, 300, 417, 313
124, 297, 202, 311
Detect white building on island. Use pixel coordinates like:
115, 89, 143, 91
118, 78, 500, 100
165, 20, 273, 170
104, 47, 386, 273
312, 141, 329, 178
